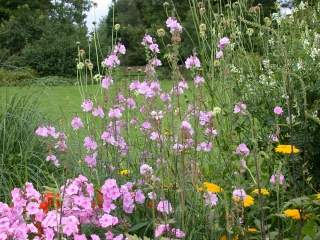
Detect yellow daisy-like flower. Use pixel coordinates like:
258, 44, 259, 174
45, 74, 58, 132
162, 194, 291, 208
275, 145, 300, 154
243, 195, 255, 207
283, 209, 301, 220
203, 182, 223, 193
119, 169, 129, 176
315, 193, 320, 200
247, 227, 258, 233
252, 188, 270, 196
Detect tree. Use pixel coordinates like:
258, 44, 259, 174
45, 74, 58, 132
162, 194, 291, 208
0, 0, 51, 23
0, 0, 91, 76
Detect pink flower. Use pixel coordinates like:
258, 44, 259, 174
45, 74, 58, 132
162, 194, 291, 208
113, 234, 124, 240
74, 234, 87, 240
150, 110, 164, 120
185, 54, 201, 69
232, 188, 246, 200
196, 142, 212, 152
216, 50, 224, 59
142, 34, 153, 46
108, 108, 122, 119
84, 152, 97, 168
204, 192, 218, 207
114, 43, 126, 55
171, 228, 186, 238
166, 17, 182, 33
157, 200, 173, 215
92, 106, 105, 118
181, 120, 194, 136
150, 58, 162, 67
71, 117, 84, 130
102, 76, 113, 89
46, 154, 60, 167
26, 202, 40, 215
81, 99, 93, 112
99, 214, 118, 228
194, 75, 205, 87
102, 179, 121, 201
270, 173, 285, 185
274, 106, 283, 116
135, 190, 145, 204
218, 37, 230, 49
83, 136, 97, 151
234, 102, 247, 114
155, 224, 170, 238
91, 235, 100, 240
126, 98, 136, 109
103, 54, 120, 69
199, 111, 213, 126
35, 126, 48, 137
149, 43, 160, 53
61, 215, 79, 236
235, 143, 250, 157
140, 164, 153, 176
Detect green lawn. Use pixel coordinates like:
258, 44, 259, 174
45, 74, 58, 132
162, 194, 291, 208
0, 80, 175, 123
0, 85, 101, 121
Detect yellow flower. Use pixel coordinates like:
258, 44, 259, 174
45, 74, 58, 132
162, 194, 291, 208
119, 169, 129, 176
275, 145, 300, 154
233, 195, 255, 207
315, 193, 320, 200
243, 195, 255, 207
247, 227, 257, 233
203, 182, 223, 193
252, 188, 270, 196
220, 235, 239, 240
283, 209, 301, 220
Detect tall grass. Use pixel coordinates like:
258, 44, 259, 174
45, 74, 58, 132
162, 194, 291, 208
0, 93, 56, 201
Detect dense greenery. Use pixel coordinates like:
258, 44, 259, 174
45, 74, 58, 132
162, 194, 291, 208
0, 0, 90, 76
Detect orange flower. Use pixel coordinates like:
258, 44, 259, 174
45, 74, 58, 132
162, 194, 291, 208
39, 192, 60, 213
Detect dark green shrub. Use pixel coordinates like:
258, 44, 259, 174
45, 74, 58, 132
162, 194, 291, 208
28, 76, 77, 86
0, 67, 36, 86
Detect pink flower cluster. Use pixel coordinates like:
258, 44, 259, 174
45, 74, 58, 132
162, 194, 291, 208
130, 80, 162, 99
81, 99, 105, 119
166, 17, 183, 33
155, 224, 185, 238
103, 42, 126, 69
71, 116, 84, 130
235, 143, 250, 157
0, 182, 42, 239
141, 34, 160, 54
0, 173, 187, 239
35, 125, 68, 166
232, 188, 247, 200
185, 54, 201, 69
101, 120, 128, 156
216, 37, 230, 59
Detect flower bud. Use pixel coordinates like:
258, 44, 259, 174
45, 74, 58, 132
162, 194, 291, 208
114, 23, 121, 31
157, 28, 166, 37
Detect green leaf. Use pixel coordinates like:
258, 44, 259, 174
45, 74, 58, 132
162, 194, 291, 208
302, 220, 317, 238
129, 221, 150, 233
